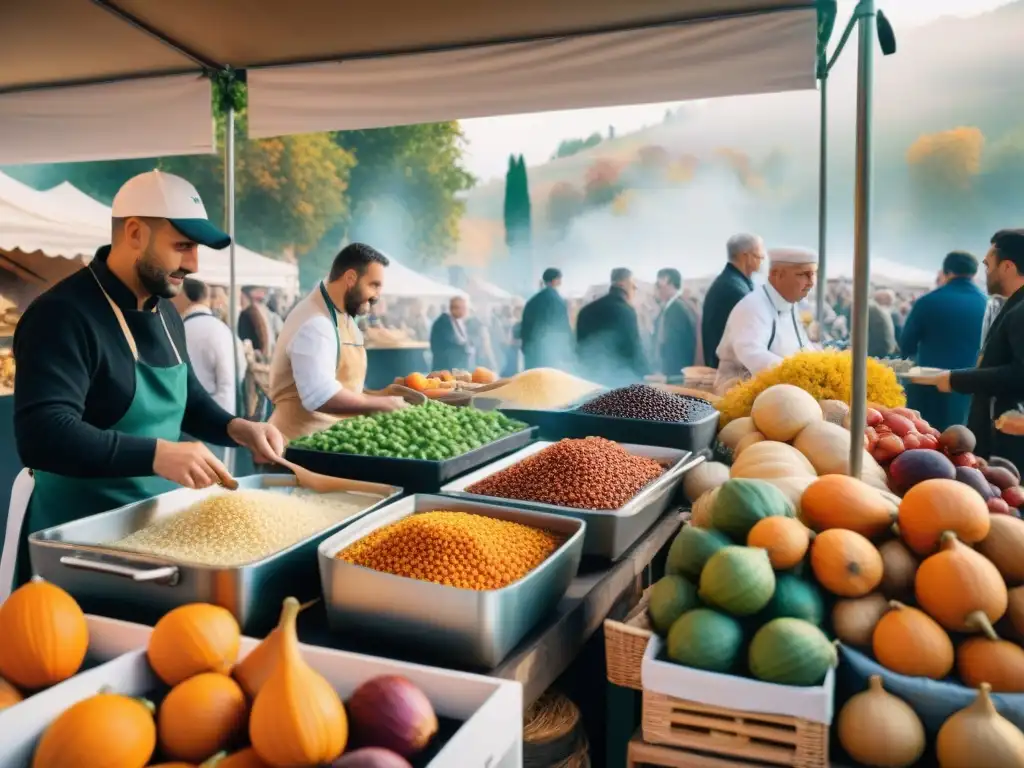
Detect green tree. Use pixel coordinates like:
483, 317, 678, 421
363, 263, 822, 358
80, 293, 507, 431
503, 154, 532, 251
551, 132, 603, 160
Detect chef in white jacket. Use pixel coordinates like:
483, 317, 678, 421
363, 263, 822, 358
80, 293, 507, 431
714, 247, 819, 393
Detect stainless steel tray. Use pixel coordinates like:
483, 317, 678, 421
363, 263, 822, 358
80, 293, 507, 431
317, 494, 584, 669
439, 442, 702, 560
27, 474, 401, 635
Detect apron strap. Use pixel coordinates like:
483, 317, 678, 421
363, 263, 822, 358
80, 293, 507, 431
319, 281, 343, 368
88, 267, 184, 365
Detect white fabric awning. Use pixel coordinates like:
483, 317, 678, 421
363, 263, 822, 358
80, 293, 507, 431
248, 10, 816, 137
1, 1, 817, 159
385, 259, 466, 300
0, 75, 214, 166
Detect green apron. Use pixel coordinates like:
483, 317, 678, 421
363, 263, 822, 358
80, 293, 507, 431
13, 268, 188, 587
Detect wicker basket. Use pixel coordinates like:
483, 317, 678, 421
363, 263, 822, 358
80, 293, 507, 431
524, 690, 588, 768
603, 590, 653, 690
642, 690, 829, 768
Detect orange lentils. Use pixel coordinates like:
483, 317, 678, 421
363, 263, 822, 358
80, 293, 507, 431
336, 510, 561, 590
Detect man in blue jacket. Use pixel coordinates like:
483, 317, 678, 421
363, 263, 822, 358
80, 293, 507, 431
900, 251, 988, 430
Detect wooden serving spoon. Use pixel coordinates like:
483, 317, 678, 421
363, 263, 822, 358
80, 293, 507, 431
270, 454, 388, 495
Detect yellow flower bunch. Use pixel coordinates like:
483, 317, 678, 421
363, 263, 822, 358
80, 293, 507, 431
717, 350, 906, 425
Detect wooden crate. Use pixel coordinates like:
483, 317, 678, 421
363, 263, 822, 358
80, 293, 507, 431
603, 589, 653, 689
628, 730, 775, 767
642, 690, 829, 768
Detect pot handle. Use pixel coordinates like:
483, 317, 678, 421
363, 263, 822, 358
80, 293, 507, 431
59, 555, 180, 584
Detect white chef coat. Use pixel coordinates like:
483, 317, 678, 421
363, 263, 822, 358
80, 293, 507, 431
714, 282, 815, 389
182, 306, 247, 414
288, 314, 365, 412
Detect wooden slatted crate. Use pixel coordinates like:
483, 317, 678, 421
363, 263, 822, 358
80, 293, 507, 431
641, 690, 829, 768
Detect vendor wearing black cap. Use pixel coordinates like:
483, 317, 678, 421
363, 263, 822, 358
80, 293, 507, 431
0, 170, 285, 593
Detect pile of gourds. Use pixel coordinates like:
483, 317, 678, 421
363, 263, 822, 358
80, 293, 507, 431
686, 383, 898, 527
650, 477, 836, 688
0, 577, 90, 714
684, 414, 1024, 767
19, 595, 438, 767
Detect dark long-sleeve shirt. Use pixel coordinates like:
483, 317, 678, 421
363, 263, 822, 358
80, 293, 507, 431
13, 247, 234, 478
701, 263, 754, 369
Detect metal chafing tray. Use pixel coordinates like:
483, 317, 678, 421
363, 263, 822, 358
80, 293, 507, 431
439, 441, 702, 560
317, 494, 585, 669
27, 474, 401, 635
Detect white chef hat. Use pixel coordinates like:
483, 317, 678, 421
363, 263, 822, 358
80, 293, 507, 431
769, 247, 819, 265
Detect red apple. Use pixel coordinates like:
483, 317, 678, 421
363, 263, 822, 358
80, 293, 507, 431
988, 497, 1011, 515
950, 452, 979, 469
865, 408, 884, 427
875, 423, 892, 436
1002, 486, 1024, 508
890, 407, 921, 420
926, 426, 941, 438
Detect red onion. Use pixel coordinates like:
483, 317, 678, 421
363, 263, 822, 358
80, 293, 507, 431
328, 747, 413, 768
346, 675, 438, 757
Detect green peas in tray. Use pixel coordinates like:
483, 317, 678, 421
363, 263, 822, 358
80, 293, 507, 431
289, 401, 528, 461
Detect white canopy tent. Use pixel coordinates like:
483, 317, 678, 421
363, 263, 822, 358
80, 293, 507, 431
16, 177, 300, 291
381, 259, 466, 301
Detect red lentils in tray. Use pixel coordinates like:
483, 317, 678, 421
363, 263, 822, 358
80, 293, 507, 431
466, 437, 665, 510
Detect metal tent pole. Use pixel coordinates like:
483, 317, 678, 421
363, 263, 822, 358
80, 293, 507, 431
225, 104, 239, 470
848, 0, 876, 479
816, 75, 828, 331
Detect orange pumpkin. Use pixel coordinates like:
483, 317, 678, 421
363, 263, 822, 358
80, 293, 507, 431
747, 517, 811, 570
915, 531, 1008, 633
810, 529, 883, 597
0, 675, 22, 712
898, 479, 990, 555
800, 474, 896, 538
158, 673, 248, 762
32, 693, 156, 768
872, 601, 954, 680
976, 515, 1024, 587
958, 634, 1024, 693
0, 577, 89, 691
147, 603, 241, 686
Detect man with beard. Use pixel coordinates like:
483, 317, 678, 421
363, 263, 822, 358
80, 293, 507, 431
267, 243, 407, 442
912, 229, 1024, 471
4, 171, 284, 592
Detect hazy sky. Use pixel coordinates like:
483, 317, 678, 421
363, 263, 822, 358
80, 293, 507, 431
459, 0, 1014, 182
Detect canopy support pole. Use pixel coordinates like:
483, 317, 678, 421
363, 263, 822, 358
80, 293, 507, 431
226, 104, 239, 440
816, 74, 828, 331
848, 0, 876, 479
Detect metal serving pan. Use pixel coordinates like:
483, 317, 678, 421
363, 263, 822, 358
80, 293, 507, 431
500, 393, 720, 454
317, 494, 584, 670
439, 442, 702, 560
27, 474, 401, 635
285, 426, 537, 493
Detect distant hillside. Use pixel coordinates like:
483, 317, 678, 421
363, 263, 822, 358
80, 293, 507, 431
456, 1, 1024, 276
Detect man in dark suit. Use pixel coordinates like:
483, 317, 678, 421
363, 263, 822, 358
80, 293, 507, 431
915, 230, 1024, 470
429, 296, 474, 372
901, 251, 988, 430
701, 234, 765, 368
652, 268, 698, 378
576, 268, 647, 386
520, 267, 573, 371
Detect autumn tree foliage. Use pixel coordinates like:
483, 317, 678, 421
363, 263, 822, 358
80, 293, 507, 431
906, 127, 985, 190
584, 158, 624, 207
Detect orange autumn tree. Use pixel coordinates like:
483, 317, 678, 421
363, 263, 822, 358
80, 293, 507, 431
905, 127, 985, 242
